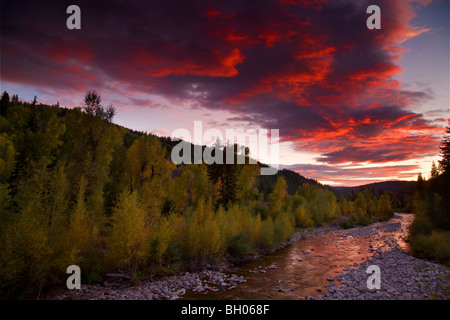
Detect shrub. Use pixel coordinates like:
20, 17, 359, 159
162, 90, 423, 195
409, 211, 434, 237
258, 217, 275, 248
294, 205, 313, 228
228, 233, 252, 257
350, 208, 370, 226
273, 212, 294, 246
105, 191, 149, 279
182, 198, 226, 266
251, 200, 270, 220
339, 218, 356, 229
410, 231, 450, 265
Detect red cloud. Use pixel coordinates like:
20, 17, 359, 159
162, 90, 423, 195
1, 0, 442, 184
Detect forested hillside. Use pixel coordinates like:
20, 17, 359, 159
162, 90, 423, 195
0, 91, 395, 298
333, 180, 417, 211
408, 121, 450, 265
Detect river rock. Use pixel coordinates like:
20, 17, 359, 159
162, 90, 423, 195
310, 214, 450, 300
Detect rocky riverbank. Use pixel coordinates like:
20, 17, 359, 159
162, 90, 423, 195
47, 224, 339, 300
49, 268, 248, 300
308, 214, 450, 300
48, 213, 450, 300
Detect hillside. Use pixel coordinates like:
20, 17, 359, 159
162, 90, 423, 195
0, 91, 403, 298
333, 180, 416, 198
257, 168, 324, 196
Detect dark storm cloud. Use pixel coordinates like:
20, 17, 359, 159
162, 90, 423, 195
1, 0, 441, 167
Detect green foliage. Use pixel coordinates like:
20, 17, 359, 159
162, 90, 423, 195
296, 183, 338, 226
294, 204, 313, 228
181, 198, 225, 266
0, 91, 403, 298
258, 217, 275, 248
257, 168, 323, 196
205, 140, 241, 208
337, 189, 395, 228
126, 134, 175, 215
273, 212, 294, 245
408, 120, 450, 264
105, 191, 149, 279
228, 233, 252, 257
268, 176, 288, 216
376, 194, 393, 218
410, 231, 450, 265
438, 120, 450, 173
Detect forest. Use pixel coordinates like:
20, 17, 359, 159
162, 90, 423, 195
408, 120, 450, 265
0, 91, 396, 298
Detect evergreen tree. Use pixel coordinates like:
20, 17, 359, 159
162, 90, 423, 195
0, 91, 9, 116
206, 140, 239, 208
11, 94, 19, 104
438, 120, 450, 174
430, 161, 440, 179
221, 143, 238, 205
416, 172, 425, 194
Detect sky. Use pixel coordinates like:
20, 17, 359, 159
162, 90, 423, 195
1, 0, 449, 186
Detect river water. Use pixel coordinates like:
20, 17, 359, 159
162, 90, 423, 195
182, 213, 413, 300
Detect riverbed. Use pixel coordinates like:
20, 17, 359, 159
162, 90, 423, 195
50, 213, 450, 300
182, 213, 420, 300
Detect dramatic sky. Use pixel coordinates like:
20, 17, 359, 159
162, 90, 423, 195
1, 0, 449, 186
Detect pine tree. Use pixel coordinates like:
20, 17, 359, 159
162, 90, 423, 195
416, 172, 425, 193
221, 143, 238, 206
0, 91, 9, 116
438, 120, 450, 174
206, 139, 238, 208
11, 94, 19, 104
430, 161, 440, 179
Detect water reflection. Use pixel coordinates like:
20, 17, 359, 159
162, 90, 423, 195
182, 213, 413, 300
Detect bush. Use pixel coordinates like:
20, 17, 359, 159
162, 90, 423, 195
339, 209, 371, 228
273, 212, 294, 246
294, 205, 313, 228
258, 217, 275, 248
105, 191, 149, 279
409, 211, 434, 237
339, 218, 356, 229
250, 201, 270, 220
228, 233, 252, 257
410, 231, 450, 265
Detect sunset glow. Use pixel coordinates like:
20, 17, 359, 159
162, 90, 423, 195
1, 0, 448, 186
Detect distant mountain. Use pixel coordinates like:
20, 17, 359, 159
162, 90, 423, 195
332, 180, 416, 198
